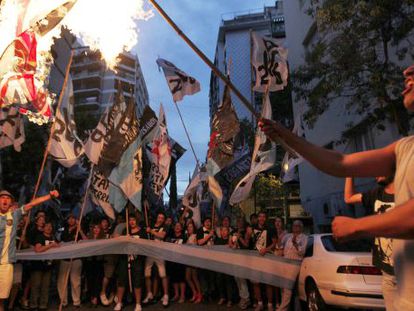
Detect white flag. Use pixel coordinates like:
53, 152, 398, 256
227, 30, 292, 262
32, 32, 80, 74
182, 165, 202, 228
50, 77, 84, 167
157, 58, 201, 102
230, 94, 276, 205
252, 31, 288, 92
0, 106, 25, 151
281, 113, 305, 183
90, 168, 115, 220
84, 108, 108, 165
146, 104, 172, 198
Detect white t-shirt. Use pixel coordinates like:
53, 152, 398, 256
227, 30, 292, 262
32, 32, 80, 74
393, 136, 414, 310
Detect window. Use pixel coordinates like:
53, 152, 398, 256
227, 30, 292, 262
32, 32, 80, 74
321, 235, 372, 252
304, 236, 314, 258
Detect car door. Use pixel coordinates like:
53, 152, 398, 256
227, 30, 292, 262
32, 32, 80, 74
298, 236, 314, 300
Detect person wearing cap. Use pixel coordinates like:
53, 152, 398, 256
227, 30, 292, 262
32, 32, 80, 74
0, 189, 59, 311
259, 65, 414, 310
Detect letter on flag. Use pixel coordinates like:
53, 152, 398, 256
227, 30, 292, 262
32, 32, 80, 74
0, 106, 25, 152
252, 31, 288, 93
90, 168, 115, 220
182, 165, 202, 228
156, 58, 201, 102
50, 77, 84, 167
84, 108, 108, 165
230, 94, 276, 205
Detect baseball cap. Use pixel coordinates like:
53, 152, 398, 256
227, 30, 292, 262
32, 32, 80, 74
0, 190, 14, 200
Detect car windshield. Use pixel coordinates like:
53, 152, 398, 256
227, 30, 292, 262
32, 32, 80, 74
321, 235, 371, 252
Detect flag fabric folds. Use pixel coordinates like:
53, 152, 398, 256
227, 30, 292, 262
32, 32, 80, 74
230, 94, 276, 205
156, 58, 200, 102
0, 106, 25, 151
90, 168, 115, 219
97, 92, 139, 177
50, 77, 84, 167
84, 108, 108, 165
145, 104, 172, 199
182, 165, 202, 228
207, 85, 240, 176
252, 31, 288, 93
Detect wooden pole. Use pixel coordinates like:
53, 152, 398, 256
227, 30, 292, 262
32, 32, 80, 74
125, 209, 133, 293
173, 101, 199, 165
20, 51, 74, 249
58, 164, 94, 311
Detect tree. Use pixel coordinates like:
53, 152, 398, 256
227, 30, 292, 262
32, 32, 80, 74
293, 0, 414, 135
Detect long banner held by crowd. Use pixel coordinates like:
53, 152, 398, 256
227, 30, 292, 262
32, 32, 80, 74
16, 236, 301, 290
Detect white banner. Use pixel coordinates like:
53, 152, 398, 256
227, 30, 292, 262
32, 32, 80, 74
16, 236, 302, 289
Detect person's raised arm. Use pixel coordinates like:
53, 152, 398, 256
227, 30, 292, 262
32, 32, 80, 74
259, 119, 396, 178
344, 178, 363, 204
23, 190, 59, 212
332, 198, 414, 240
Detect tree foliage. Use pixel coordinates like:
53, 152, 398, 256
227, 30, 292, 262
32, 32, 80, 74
293, 0, 414, 135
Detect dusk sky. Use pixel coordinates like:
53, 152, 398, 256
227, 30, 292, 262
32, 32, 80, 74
135, 0, 275, 196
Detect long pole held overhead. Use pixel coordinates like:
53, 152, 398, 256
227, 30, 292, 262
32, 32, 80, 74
148, 0, 260, 119
148, 0, 299, 158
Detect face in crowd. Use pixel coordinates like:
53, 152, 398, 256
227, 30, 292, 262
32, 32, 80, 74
101, 218, 109, 231
203, 218, 212, 230
221, 226, 230, 239
292, 220, 304, 235
92, 224, 101, 238
156, 213, 166, 226
402, 65, 414, 111
174, 222, 183, 235
250, 214, 258, 226
36, 215, 46, 229
257, 212, 267, 228
44, 222, 54, 236
186, 222, 195, 235
275, 217, 284, 231
165, 217, 173, 227
222, 216, 230, 228
128, 216, 138, 229
0, 195, 12, 214
67, 215, 76, 227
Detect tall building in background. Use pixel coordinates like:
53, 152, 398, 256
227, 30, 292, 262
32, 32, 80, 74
71, 47, 149, 120
283, 0, 409, 232
209, 2, 309, 226
209, 1, 285, 122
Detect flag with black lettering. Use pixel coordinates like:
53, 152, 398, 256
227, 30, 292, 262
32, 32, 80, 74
230, 94, 276, 205
84, 107, 109, 165
156, 58, 201, 102
89, 168, 115, 220
182, 165, 202, 228
0, 106, 25, 151
97, 91, 140, 177
145, 104, 171, 199
252, 31, 288, 92
50, 77, 84, 167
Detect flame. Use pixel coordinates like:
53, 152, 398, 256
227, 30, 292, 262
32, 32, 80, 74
0, 0, 153, 67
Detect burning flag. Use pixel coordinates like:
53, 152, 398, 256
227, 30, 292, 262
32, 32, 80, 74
156, 58, 201, 102
0, 106, 25, 151
230, 94, 276, 205
252, 31, 288, 93
49, 76, 84, 167
207, 84, 240, 176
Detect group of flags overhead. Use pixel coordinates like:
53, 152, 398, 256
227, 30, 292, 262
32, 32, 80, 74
0, 20, 303, 218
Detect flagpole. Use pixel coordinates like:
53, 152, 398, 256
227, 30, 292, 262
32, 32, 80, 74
19, 51, 74, 249
125, 209, 133, 293
173, 101, 200, 165
148, 0, 259, 119
58, 163, 94, 311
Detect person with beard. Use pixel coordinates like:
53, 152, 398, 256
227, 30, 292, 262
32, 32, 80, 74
0, 190, 58, 311
344, 176, 395, 310
259, 65, 414, 310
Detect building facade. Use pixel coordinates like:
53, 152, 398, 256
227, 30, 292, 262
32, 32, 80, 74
283, 0, 411, 232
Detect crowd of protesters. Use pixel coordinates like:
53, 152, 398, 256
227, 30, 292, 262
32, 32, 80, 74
0, 189, 308, 311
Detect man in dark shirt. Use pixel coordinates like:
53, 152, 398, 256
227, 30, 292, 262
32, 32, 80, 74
143, 212, 169, 307
344, 176, 396, 310
114, 213, 146, 311
57, 214, 84, 308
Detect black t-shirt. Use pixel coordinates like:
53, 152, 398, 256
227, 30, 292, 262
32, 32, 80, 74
196, 227, 215, 246
252, 225, 274, 251
149, 224, 166, 241
32, 234, 56, 270
215, 237, 229, 246
60, 226, 82, 242
362, 187, 395, 275
28, 227, 43, 246
167, 232, 187, 245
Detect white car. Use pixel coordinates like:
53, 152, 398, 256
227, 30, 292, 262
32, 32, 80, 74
298, 234, 385, 310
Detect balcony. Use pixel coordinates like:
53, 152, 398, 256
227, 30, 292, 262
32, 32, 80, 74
72, 70, 102, 80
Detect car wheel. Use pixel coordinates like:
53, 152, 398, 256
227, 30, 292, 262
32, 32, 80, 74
306, 281, 327, 311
